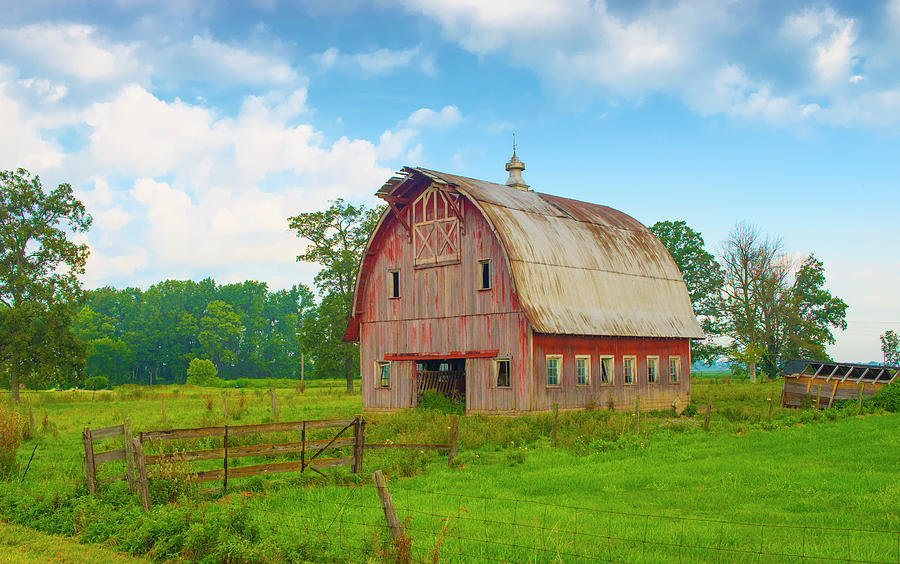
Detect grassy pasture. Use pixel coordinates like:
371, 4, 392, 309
1, 378, 898, 562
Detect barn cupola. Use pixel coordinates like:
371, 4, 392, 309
505, 149, 529, 190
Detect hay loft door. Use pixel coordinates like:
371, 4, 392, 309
412, 187, 462, 268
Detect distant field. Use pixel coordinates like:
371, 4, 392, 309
1, 378, 898, 562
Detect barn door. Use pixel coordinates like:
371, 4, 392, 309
412, 187, 461, 267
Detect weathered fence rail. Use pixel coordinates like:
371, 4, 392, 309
82, 414, 460, 511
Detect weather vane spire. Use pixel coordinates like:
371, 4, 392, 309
505, 134, 529, 190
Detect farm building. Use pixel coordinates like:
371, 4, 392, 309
344, 153, 705, 413
780, 359, 898, 409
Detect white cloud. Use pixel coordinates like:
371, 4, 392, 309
183, 36, 298, 84
314, 45, 426, 75
404, 105, 461, 128
0, 23, 144, 82
0, 80, 65, 170
18, 77, 67, 102
783, 8, 859, 86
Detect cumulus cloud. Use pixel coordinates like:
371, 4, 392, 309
0, 23, 144, 83
404, 105, 461, 128
0, 79, 65, 170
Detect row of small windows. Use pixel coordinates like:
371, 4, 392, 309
376, 355, 682, 390
545, 354, 681, 387
387, 260, 492, 299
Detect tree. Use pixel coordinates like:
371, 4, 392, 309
650, 220, 726, 366
721, 223, 847, 381
186, 358, 219, 386
882, 330, 900, 366
0, 168, 91, 400
197, 300, 241, 373
288, 199, 383, 391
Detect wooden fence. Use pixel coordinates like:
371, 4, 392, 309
82, 419, 136, 494
82, 415, 459, 512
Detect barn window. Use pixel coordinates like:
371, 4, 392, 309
669, 356, 681, 383
389, 270, 400, 299
575, 355, 591, 386
495, 358, 511, 388
376, 361, 391, 388
623, 356, 636, 385
478, 260, 491, 290
599, 356, 614, 385
546, 355, 562, 387
647, 356, 659, 383
412, 187, 461, 268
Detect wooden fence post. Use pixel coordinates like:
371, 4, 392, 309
300, 352, 305, 393
857, 383, 864, 413
703, 400, 712, 431
222, 393, 227, 421
768, 397, 774, 419
132, 438, 151, 512
448, 416, 458, 467
161, 397, 166, 424
633, 395, 640, 435
373, 470, 403, 541
551, 403, 559, 447
353, 417, 365, 473
269, 388, 278, 420
123, 418, 136, 492
816, 384, 822, 410
82, 427, 96, 494
223, 425, 228, 491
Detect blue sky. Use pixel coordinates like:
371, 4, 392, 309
1, 0, 898, 362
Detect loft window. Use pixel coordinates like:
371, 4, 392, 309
495, 358, 511, 388
623, 356, 636, 385
647, 356, 659, 383
546, 355, 562, 387
478, 260, 491, 290
389, 270, 400, 299
376, 361, 391, 388
412, 187, 461, 267
599, 356, 614, 385
575, 355, 591, 386
669, 356, 681, 383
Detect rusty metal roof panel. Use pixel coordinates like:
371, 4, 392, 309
406, 168, 704, 339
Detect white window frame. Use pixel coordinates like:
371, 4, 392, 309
546, 354, 562, 387
388, 269, 400, 299
669, 356, 681, 384
376, 361, 391, 388
478, 259, 491, 290
494, 358, 511, 389
599, 355, 614, 385
575, 355, 591, 386
647, 356, 660, 384
623, 355, 636, 385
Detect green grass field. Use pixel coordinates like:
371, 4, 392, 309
1, 378, 898, 563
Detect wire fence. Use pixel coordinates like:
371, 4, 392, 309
245, 479, 900, 563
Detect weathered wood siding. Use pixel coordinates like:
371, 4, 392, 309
359, 195, 532, 412
530, 334, 691, 412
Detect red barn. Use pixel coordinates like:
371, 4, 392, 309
344, 153, 704, 413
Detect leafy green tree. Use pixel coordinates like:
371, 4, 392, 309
186, 358, 219, 386
288, 199, 383, 390
650, 220, 726, 366
778, 255, 848, 366
198, 300, 241, 373
0, 168, 91, 400
881, 330, 900, 366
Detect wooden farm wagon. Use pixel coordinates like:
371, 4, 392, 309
780, 359, 899, 409
344, 152, 704, 414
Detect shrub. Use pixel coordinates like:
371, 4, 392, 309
871, 382, 900, 413
0, 405, 24, 478
84, 376, 109, 390
185, 358, 221, 387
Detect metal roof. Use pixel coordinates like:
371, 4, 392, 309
357, 167, 705, 340
781, 359, 899, 384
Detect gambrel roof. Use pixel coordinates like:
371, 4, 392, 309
347, 167, 704, 340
